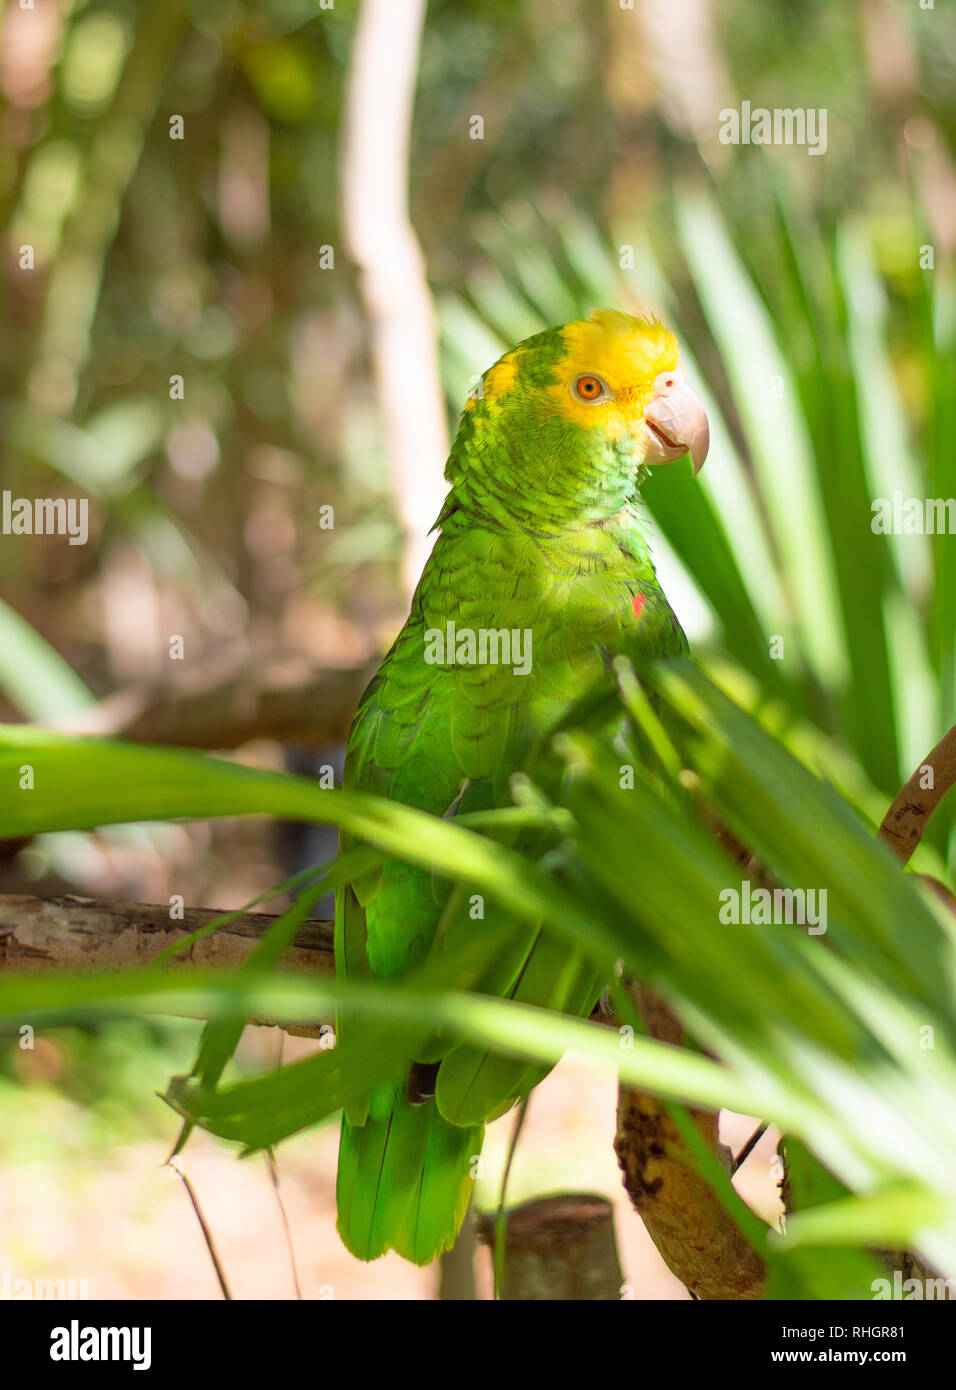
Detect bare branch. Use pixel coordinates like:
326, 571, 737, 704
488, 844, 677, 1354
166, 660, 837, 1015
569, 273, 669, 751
878, 722, 956, 866
0, 894, 335, 1037
0, 893, 332, 975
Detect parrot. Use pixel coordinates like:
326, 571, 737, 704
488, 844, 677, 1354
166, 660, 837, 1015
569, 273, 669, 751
334, 308, 709, 1265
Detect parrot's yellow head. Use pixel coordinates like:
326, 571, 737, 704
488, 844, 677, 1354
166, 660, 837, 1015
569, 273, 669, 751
451, 308, 708, 525
551, 310, 703, 464
549, 308, 679, 425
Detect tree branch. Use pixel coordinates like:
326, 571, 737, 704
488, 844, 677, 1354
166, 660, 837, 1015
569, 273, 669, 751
878, 722, 956, 866
0, 893, 335, 1036
614, 983, 766, 1299
0, 893, 333, 973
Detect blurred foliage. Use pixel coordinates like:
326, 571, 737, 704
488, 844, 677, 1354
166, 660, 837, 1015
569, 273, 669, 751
3, 0, 952, 715
0, 1019, 202, 1161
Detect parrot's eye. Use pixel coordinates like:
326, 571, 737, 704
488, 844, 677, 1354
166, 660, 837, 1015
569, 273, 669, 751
573, 373, 608, 402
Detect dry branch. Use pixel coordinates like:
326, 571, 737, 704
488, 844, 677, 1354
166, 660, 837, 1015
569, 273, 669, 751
0, 894, 335, 1037
0, 894, 332, 975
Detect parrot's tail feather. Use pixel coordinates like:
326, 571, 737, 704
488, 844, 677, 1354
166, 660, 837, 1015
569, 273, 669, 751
337, 1100, 483, 1265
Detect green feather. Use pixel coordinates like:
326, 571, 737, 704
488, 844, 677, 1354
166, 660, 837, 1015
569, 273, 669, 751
337, 1103, 482, 1265
437, 928, 603, 1125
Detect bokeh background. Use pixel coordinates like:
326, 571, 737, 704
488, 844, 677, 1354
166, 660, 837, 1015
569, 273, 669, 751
0, 0, 953, 1298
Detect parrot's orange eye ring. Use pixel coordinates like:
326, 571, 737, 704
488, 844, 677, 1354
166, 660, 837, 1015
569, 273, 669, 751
573, 373, 607, 402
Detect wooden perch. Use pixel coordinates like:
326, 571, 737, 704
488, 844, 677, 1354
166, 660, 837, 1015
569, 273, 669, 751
0, 894, 335, 1037
0, 893, 333, 976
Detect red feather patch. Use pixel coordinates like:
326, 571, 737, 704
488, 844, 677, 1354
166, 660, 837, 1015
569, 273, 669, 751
630, 593, 646, 620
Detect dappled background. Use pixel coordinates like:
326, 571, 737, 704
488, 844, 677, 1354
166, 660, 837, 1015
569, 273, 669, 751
0, 0, 953, 1298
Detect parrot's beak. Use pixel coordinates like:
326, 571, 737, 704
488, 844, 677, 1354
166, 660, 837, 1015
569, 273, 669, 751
642, 371, 709, 475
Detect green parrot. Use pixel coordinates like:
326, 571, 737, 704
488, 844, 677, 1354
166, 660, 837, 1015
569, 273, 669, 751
335, 308, 709, 1264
